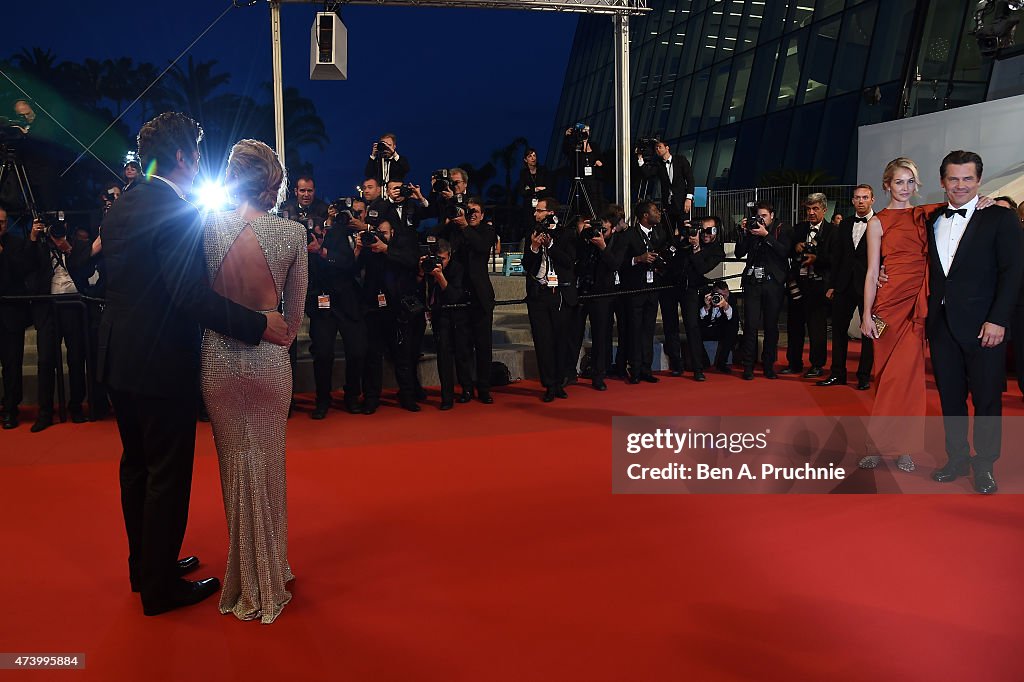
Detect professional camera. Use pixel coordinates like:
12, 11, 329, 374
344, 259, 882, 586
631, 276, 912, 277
397, 184, 414, 199
745, 202, 766, 232
374, 139, 394, 158
567, 122, 591, 149
582, 218, 605, 241
633, 136, 659, 159
431, 169, 454, 194
534, 213, 559, 235
359, 228, 387, 247
330, 197, 355, 223
421, 252, 442, 273
684, 222, 701, 239
35, 212, 68, 240
802, 241, 817, 256
445, 200, 477, 222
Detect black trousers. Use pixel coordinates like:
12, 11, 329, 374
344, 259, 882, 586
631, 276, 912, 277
829, 289, 874, 382
408, 309, 427, 394
612, 293, 630, 374
457, 304, 493, 393
364, 310, 415, 405
84, 300, 109, 416
527, 289, 572, 389
570, 296, 612, 382
659, 288, 683, 371
0, 315, 26, 415
629, 290, 659, 376
431, 309, 467, 402
930, 308, 1006, 471
700, 315, 739, 368
1011, 305, 1024, 397
112, 388, 198, 607
33, 301, 86, 415
786, 278, 828, 370
742, 280, 784, 372
680, 288, 706, 372
308, 307, 367, 406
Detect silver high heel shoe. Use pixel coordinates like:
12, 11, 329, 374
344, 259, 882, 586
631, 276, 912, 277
896, 454, 916, 472
858, 455, 882, 469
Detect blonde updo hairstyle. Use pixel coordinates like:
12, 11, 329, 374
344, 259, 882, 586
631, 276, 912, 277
881, 157, 922, 196
226, 139, 286, 212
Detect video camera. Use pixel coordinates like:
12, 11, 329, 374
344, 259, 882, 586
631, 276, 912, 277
567, 122, 591, 150
633, 136, 660, 160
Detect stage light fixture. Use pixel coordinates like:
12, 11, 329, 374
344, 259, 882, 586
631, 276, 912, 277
310, 12, 347, 80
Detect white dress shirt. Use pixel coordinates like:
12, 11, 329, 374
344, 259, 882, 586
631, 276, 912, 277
150, 174, 187, 200
934, 195, 978, 276
851, 211, 873, 249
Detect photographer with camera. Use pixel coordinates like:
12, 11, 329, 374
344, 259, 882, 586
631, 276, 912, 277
698, 280, 739, 373
619, 201, 670, 383
735, 201, 793, 380
26, 214, 87, 431
671, 216, 726, 381
365, 133, 409, 185
636, 139, 694, 232
0, 205, 31, 429
354, 177, 400, 234
306, 197, 369, 419
386, 179, 428, 234
570, 213, 623, 391
783, 193, 835, 378
355, 214, 420, 414
524, 197, 577, 402
562, 123, 606, 213
419, 238, 466, 410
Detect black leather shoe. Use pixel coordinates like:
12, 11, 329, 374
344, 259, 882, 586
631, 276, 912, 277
593, 379, 608, 391
764, 369, 778, 379
30, 415, 53, 433
478, 391, 494, 404
777, 367, 801, 375
803, 367, 824, 378
973, 471, 998, 494
362, 402, 378, 415
856, 380, 871, 391
693, 371, 706, 382
456, 391, 473, 404
554, 387, 568, 399
143, 577, 220, 616
639, 374, 660, 383
345, 401, 364, 415
400, 400, 421, 413
670, 368, 683, 377
415, 387, 428, 402
742, 370, 754, 381
542, 390, 556, 403
816, 376, 847, 387
628, 374, 641, 384
2, 413, 17, 430
932, 460, 971, 483
69, 406, 87, 424
311, 404, 329, 420
132, 556, 202, 592
716, 364, 732, 374
439, 400, 454, 411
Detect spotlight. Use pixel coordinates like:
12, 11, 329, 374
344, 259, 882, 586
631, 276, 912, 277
195, 181, 229, 212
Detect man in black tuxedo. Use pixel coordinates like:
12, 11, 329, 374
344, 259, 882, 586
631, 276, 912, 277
279, 175, 329, 228
619, 201, 670, 383
636, 140, 694, 232
570, 213, 624, 391
927, 150, 1023, 494
784, 193, 835, 378
0, 206, 31, 429
99, 112, 291, 615
523, 198, 578, 402
364, 133, 410, 185
818, 184, 875, 390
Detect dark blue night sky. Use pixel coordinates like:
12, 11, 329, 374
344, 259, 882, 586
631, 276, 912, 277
8, 0, 578, 200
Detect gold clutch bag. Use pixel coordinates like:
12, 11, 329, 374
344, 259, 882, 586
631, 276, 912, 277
871, 315, 888, 337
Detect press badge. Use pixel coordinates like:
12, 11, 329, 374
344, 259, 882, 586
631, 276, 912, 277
377, 292, 387, 308
584, 166, 593, 177
614, 272, 621, 286
317, 294, 330, 309
547, 271, 559, 287
646, 270, 654, 284
532, 197, 539, 208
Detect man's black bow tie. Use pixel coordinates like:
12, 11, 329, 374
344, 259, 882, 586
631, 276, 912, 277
853, 216, 868, 223
944, 208, 967, 219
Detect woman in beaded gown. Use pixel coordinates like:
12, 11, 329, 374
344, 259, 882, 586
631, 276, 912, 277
200, 139, 307, 623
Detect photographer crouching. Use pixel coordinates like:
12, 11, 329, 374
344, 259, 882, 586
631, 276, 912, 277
524, 198, 577, 402
570, 213, 623, 391
698, 280, 739, 373
673, 216, 726, 381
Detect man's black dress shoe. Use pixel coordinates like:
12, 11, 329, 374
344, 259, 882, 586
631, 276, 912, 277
803, 367, 825, 379
593, 379, 607, 391
415, 387, 428, 402
716, 364, 732, 374
456, 391, 473, 404
439, 401, 454, 411
143, 577, 220, 616
2, 413, 18, 430
932, 460, 971, 483
478, 391, 494, 404
345, 401, 364, 415
132, 556, 201, 592
542, 390, 556, 403
670, 368, 683, 377
973, 471, 998, 495
816, 376, 847, 387
628, 374, 641, 384
554, 387, 568, 399
764, 369, 778, 379
362, 402, 378, 415
742, 370, 754, 381
693, 371, 706, 382
639, 374, 659, 383
69, 406, 87, 424
30, 415, 53, 433
856, 380, 871, 391
400, 400, 422, 413
777, 367, 801, 375
311, 404, 329, 420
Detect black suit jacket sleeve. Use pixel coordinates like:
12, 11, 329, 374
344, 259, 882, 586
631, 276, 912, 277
988, 211, 1024, 327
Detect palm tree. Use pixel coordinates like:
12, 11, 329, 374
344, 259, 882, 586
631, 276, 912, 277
490, 136, 529, 206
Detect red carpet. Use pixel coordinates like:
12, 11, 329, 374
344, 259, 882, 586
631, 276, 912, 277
2, 365, 1024, 681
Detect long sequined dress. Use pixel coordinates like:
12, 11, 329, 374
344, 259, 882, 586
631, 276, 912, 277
200, 211, 307, 624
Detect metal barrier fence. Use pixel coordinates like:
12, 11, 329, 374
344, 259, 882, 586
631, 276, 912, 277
698, 184, 857, 241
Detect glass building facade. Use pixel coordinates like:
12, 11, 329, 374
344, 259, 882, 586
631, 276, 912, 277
547, 0, 1000, 191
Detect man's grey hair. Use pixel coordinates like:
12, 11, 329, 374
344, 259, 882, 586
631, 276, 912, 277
450, 167, 469, 184
805, 192, 828, 209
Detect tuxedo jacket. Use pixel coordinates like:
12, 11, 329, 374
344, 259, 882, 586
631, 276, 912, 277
98, 178, 267, 398
574, 230, 626, 295
830, 216, 870, 297
306, 227, 363, 320
925, 204, 1023, 345
734, 223, 793, 285
364, 155, 410, 184
522, 226, 578, 305
640, 155, 695, 212
0, 230, 30, 331
617, 223, 672, 290
790, 220, 836, 286
434, 222, 497, 311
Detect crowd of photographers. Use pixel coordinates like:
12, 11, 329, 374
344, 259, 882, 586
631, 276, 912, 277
4, 123, 1024, 430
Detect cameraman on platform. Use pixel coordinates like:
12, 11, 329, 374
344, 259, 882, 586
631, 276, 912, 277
365, 133, 409, 185
524, 197, 577, 402
570, 212, 623, 391
673, 215, 725, 381
0, 206, 30, 430
636, 139, 694, 232
619, 201, 670, 383
562, 124, 605, 213
735, 201, 792, 380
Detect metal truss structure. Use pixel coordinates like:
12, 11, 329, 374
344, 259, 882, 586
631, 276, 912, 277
276, 0, 648, 15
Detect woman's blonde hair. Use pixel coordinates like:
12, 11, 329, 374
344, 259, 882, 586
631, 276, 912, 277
226, 139, 286, 211
881, 157, 921, 195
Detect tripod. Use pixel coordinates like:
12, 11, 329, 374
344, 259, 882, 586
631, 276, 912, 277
561, 141, 597, 226
0, 144, 38, 216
